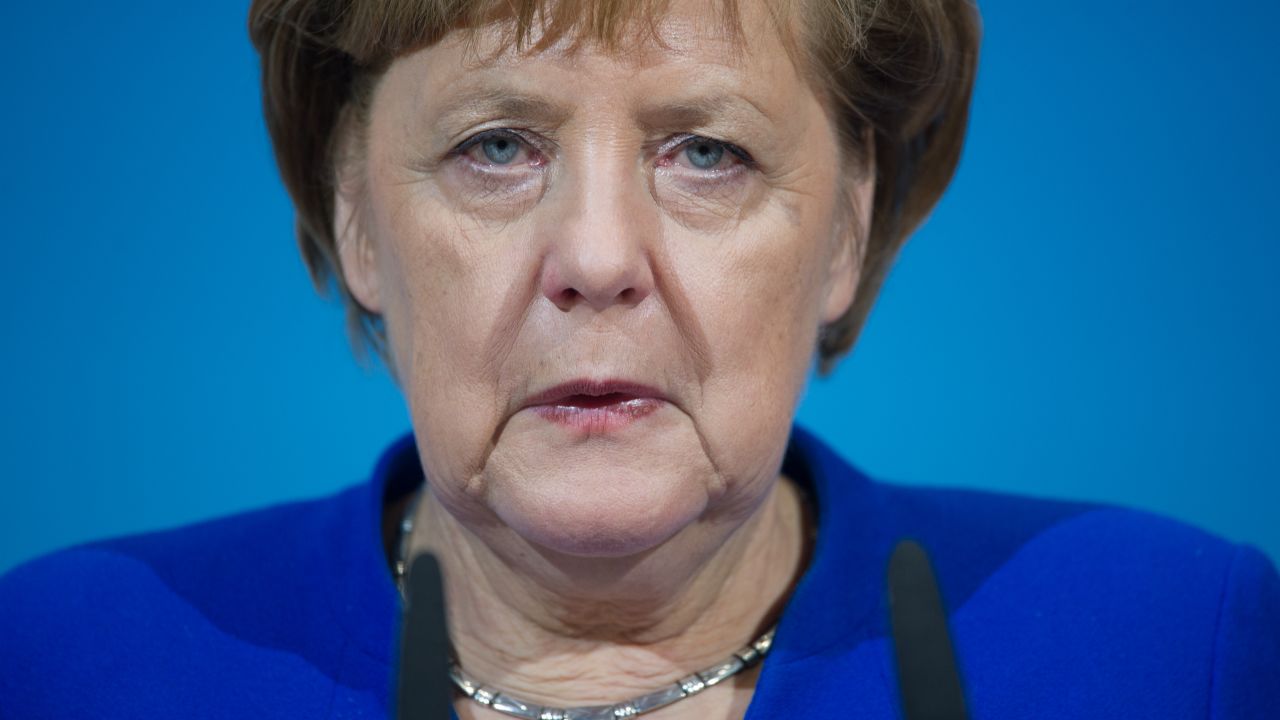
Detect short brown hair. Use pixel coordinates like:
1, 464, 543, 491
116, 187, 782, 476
248, 0, 979, 372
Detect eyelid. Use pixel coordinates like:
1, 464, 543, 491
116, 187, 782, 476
658, 133, 756, 168
454, 128, 517, 153
450, 128, 550, 165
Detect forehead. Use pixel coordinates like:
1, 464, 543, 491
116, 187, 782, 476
377, 0, 809, 127
443, 0, 800, 69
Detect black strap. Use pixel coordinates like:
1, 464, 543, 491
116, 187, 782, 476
888, 539, 969, 720
396, 553, 452, 720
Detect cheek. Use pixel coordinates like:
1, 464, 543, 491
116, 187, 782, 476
665, 196, 834, 504
368, 184, 539, 504
701, 247, 816, 379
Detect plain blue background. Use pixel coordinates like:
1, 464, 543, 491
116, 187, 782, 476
1, 0, 1276, 574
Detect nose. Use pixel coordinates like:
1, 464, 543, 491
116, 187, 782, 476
539, 175, 656, 313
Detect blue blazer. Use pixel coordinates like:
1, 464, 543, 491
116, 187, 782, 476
2, 425, 1277, 717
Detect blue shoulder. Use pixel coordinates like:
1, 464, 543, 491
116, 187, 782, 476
1210, 543, 1280, 715
870, 482, 1280, 714
0, 487, 367, 716
790, 425, 1260, 621
873, 482, 1098, 610
874, 479, 1251, 613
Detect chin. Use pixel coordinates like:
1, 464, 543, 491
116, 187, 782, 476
478, 415, 720, 558
488, 462, 709, 559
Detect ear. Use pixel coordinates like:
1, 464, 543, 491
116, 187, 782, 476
334, 184, 383, 314
821, 169, 874, 325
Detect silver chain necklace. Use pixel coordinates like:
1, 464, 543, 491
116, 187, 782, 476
393, 490, 778, 720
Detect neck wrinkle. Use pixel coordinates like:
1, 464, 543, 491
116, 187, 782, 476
408, 474, 810, 709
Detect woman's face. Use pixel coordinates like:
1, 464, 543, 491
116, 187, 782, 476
341, 0, 867, 559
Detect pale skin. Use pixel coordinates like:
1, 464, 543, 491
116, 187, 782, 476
337, 0, 873, 716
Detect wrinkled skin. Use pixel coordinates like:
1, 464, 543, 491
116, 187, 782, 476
338, 0, 871, 714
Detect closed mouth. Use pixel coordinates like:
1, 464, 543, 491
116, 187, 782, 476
523, 379, 668, 409
523, 379, 667, 432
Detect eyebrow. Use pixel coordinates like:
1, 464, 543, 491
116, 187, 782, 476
428, 85, 778, 137
635, 95, 777, 133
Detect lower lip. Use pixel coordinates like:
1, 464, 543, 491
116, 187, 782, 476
531, 397, 663, 433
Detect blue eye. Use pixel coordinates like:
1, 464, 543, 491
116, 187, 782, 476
481, 135, 520, 164
684, 140, 725, 169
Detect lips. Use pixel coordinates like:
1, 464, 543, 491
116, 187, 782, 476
523, 379, 667, 433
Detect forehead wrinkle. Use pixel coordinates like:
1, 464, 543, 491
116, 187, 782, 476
429, 84, 573, 132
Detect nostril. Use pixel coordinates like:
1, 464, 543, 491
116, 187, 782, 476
553, 287, 579, 309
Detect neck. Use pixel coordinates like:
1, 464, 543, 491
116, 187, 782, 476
403, 475, 811, 716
